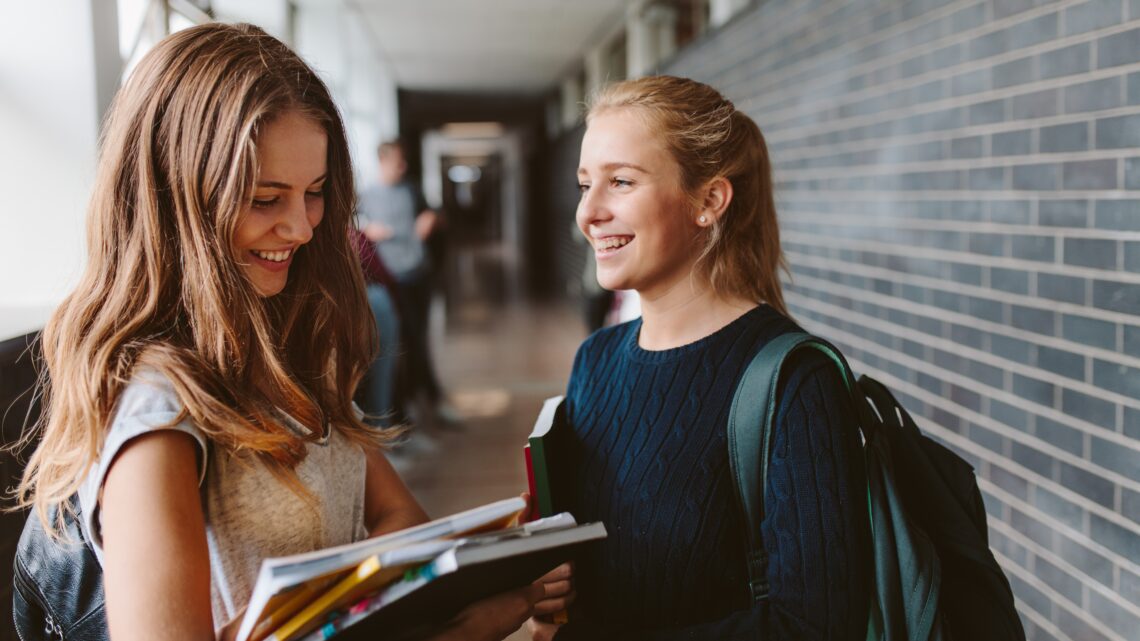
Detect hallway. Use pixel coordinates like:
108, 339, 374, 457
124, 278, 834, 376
393, 299, 586, 533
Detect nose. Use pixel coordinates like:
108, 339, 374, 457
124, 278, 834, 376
576, 184, 611, 232
275, 196, 315, 244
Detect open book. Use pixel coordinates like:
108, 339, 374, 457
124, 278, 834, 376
235, 497, 528, 641
302, 516, 605, 641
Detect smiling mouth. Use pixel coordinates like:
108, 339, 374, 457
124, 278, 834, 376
251, 248, 293, 262
594, 236, 632, 253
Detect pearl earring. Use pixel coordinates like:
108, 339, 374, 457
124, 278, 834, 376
698, 215, 708, 225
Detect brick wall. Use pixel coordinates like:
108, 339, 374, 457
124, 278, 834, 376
667, 1, 1140, 639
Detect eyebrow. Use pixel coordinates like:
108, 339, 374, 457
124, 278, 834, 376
257, 173, 328, 189
577, 162, 649, 176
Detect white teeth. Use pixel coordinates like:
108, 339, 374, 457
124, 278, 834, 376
253, 249, 292, 262
595, 237, 631, 251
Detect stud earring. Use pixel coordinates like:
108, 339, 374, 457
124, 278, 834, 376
698, 215, 708, 225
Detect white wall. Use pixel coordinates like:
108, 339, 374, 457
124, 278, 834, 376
0, 0, 119, 340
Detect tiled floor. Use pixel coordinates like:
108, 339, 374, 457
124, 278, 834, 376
388, 297, 587, 639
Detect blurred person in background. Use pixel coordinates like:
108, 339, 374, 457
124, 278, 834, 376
350, 226, 402, 428
358, 139, 459, 428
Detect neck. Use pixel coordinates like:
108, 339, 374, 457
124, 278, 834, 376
638, 279, 756, 350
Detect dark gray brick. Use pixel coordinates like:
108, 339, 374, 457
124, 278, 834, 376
1091, 435, 1140, 478
1130, 71, 1140, 104
969, 232, 1006, 256
993, 335, 1034, 365
1127, 157, 1140, 189
1040, 42, 1091, 80
1124, 488, 1140, 527
1057, 607, 1115, 641
1062, 314, 1117, 350
994, 57, 1035, 90
1012, 88, 1058, 119
1035, 416, 1085, 456
1013, 305, 1056, 334
1063, 159, 1117, 189
968, 167, 1006, 189
968, 296, 1005, 324
1011, 440, 1053, 475
934, 289, 963, 312
1096, 113, 1140, 148
1037, 345, 1086, 380
1090, 512, 1140, 560
1123, 567, 1140, 612
1039, 122, 1089, 153
1126, 324, 1140, 358
950, 262, 983, 285
951, 324, 985, 349
1062, 387, 1116, 425
969, 99, 1006, 125
992, 129, 1032, 155
950, 385, 983, 413
1038, 272, 1087, 304
1097, 26, 1140, 68
1039, 200, 1088, 227
950, 135, 984, 158
951, 68, 989, 96
969, 422, 1006, 452
1095, 200, 1140, 231
1093, 279, 1140, 314
949, 200, 985, 222
1013, 372, 1056, 405
1057, 533, 1115, 586
1064, 238, 1118, 269
1093, 358, 1140, 397
966, 353, 1003, 383
989, 200, 1031, 224
1011, 234, 1056, 261
1127, 406, 1140, 439
917, 371, 944, 396
1132, 0, 1140, 20
1063, 462, 1116, 508
1065, 76, 1123, 113
1127, 241, 1140, 271
991, 267, 1030, 294
949, 2, 986, 31
1064, 0, 1124, 36
1013, 163, 1059, 190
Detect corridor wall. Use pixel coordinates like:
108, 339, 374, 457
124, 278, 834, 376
660, 1, 1140, 639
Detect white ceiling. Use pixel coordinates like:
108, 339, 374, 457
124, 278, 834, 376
343, 0, 628, 93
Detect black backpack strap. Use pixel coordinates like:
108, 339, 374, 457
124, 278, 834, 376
727, 332, 858, 604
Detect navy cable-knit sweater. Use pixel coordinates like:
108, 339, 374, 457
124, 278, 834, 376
555, 305, 871, 640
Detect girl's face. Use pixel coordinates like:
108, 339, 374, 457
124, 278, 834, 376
234, 111, 328, 297
576, 108, 698, 300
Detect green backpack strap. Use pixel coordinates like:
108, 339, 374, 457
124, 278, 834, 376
727, 332, 857, 604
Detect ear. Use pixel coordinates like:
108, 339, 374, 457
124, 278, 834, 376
696, 177, 733, 227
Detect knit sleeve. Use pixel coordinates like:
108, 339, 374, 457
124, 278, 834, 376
555, 348, 871, 641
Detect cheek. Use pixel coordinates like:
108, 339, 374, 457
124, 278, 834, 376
308, 200, 325, 228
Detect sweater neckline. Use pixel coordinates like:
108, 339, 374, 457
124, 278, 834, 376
625, 304, 770, 364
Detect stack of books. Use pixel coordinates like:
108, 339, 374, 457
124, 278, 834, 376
233, 496, 605, 641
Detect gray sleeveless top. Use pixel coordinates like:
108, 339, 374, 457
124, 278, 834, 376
77, 371, 368, 629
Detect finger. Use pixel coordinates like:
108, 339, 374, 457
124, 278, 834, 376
540, 578, 572, 598
537, 562, 573, 583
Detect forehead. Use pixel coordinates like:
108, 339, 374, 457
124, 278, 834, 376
579, 108, 670, 167
256, 111, 328, 178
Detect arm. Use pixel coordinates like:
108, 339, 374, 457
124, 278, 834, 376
553, 351, 871, 641
101, 431, 215, 641
362, 444, 429, 536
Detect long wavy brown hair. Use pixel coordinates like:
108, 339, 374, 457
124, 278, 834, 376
588, 76, 789, 316
16, 22, 389, 532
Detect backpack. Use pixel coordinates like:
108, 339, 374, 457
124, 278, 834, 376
727, 332, 1026, 641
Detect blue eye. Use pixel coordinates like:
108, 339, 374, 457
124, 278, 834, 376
611, 178, 633, 188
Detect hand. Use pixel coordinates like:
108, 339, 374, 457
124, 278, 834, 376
363, 222, 394, 242
527, 562, 574, 641
433, 582, 544, 641
414, 210, 439, 240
